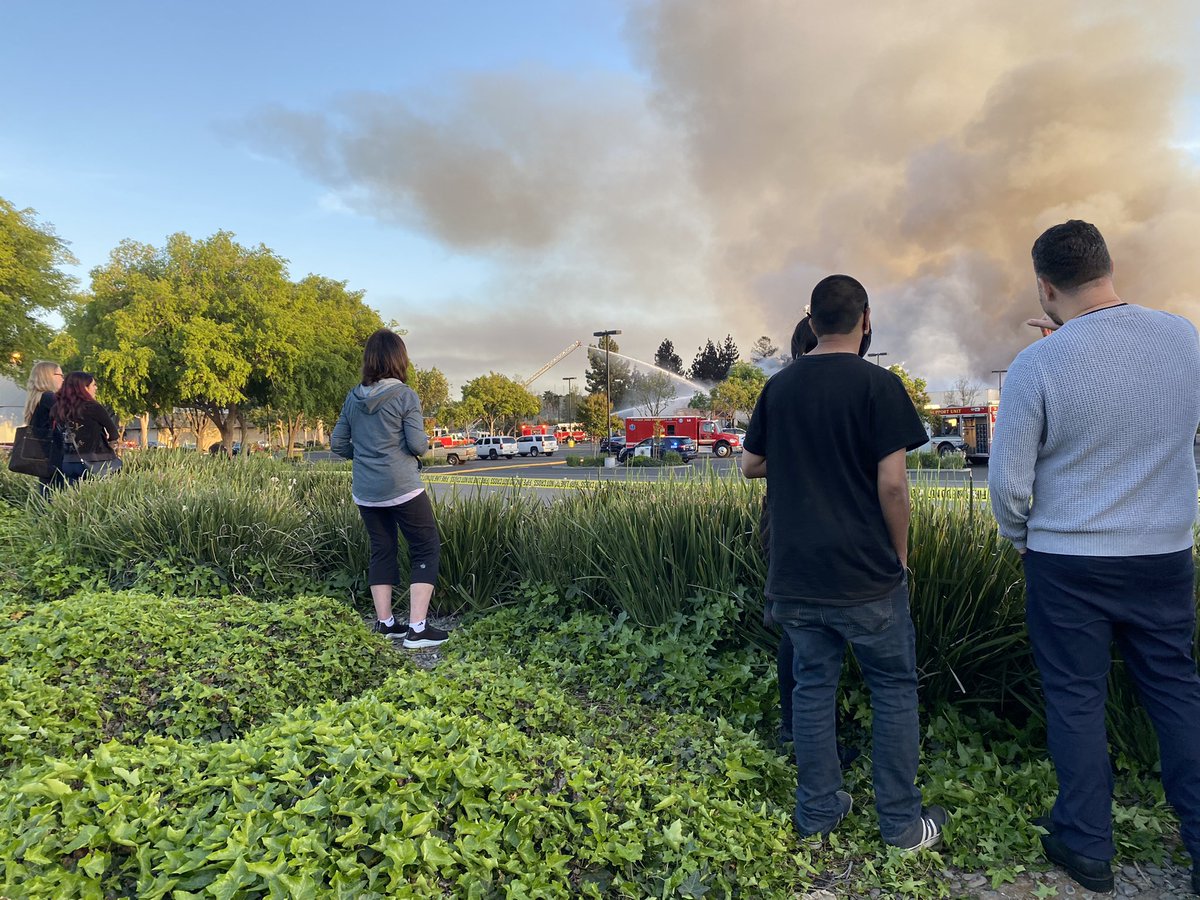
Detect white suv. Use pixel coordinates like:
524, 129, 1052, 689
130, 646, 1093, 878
475, 435, 517, 459
516, 434, 558, 457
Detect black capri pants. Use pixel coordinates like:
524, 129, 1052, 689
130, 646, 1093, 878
357, 491, 442, 587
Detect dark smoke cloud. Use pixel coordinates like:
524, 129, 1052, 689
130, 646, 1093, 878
243, 2, 1200, 389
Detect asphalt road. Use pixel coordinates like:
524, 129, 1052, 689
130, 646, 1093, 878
420, 446, 991, 503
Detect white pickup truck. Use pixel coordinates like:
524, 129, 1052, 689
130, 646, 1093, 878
921, 425, 968, 458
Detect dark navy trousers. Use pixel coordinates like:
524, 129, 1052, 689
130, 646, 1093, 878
1024, 548, 1200, 863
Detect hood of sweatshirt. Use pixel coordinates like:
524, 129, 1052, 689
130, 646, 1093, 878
350, 379, 407, 414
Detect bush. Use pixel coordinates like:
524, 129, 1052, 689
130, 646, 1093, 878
662, 451, 685, 466
0, 591, 402, 770
0, 666, 805, 899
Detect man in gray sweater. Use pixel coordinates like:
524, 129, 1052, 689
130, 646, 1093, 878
990, 220, 1200, 896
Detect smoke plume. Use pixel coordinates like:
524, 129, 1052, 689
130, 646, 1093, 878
243, 1, 1200, 389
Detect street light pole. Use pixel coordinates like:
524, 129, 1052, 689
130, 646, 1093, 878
991, 369, 1008, 397
868, 352, 889, 366
593, 329, 622, 452
562, 376, 576, 425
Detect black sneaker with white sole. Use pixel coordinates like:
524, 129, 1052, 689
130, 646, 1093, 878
890, 805, 948, 852
402, 623, 450, 649
799, 790, 853, 845
372, 619, 406, 639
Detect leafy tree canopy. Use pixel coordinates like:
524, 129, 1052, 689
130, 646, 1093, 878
888, 364, 934, 424
0, 197, 77, 379
653, 339, 683, 375
461, 372, 539, 436
584, 334, 633, 407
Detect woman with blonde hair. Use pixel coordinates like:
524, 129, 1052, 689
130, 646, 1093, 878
23, 360, 64, 490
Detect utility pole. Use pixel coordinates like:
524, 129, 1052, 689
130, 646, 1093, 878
868, 352, 889, 366
991, 369, 1008, 397
562, 376, 576, 425
593, 330, 621, 452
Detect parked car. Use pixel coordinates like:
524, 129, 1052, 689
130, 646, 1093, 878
618, 436, 697, 463
598, 435, 626, 453
475, 435, 518, 459
516, 434, 558, 456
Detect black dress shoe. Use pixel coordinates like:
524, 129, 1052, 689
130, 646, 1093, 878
1033, 817, 1114, 894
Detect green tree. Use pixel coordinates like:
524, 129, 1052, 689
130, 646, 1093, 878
628, 369, 678, 416
461, 372, 539, 436
255, 275, 382, 451
709, 361, 767, 424
584, 334, 632, 406
578, 392, 621, 441
749, 336, 778, 362
70, 232, 378, 452
888, 364, 934, 424
409, 365, 450, 420
686, 390, 712, 414
0, 198, 77, 379
653, 339, 683, 375
440, 397, 486, 432
689, 337, 739, 383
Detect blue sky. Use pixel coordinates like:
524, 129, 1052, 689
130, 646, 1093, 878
5, 2, 1200, 393
3, 1, 636, 385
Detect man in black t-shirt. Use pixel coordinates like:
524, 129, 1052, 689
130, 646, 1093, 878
742, 274, 946, 851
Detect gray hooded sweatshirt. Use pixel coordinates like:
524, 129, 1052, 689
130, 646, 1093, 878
330, 379, 429, 503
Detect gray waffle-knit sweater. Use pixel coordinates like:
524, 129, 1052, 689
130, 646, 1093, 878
989, 303, 1200, 555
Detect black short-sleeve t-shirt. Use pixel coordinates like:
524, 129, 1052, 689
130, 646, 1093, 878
743, 353, 928, 605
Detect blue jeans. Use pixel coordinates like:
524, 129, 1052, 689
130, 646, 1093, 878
773, 578, 922, 841
1024, 548, 1200, 863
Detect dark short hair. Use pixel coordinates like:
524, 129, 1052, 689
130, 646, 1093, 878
791, 315, 818, 359
1031, 220, 1113, 291
362, 329, 410, 385
809, 275, 868, 336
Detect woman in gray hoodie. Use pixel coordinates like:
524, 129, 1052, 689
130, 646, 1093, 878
331, 329, 449, 649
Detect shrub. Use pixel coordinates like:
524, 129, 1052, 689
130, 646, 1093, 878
0, 591, 403, 770
0, 670, 806, 899
662, 451, 685, 466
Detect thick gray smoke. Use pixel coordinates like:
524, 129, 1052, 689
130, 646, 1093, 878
243, 1, 1200, 388
629, 0, 1200, 382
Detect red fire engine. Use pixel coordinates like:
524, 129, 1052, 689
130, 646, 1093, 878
520, 422, 589, 442
625, 416, 742, 457
427, 426, 472, 449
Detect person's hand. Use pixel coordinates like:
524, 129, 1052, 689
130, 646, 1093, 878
1025, 316, 1058, 337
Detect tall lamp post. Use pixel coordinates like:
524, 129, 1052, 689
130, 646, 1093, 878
562, 376, 576, 425
868, 352, 889, 366
991, 369, 1008, 397
593, 329, 622, 451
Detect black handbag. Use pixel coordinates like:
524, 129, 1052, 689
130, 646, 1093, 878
61, 423, 123, 478
8, 426, 51, 479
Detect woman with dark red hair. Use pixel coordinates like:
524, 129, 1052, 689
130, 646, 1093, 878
50, 372, 120, 483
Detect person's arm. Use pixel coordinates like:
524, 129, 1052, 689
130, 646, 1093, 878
877, 448, 911, 568
330, 397, 353, 460
741, 450, 766, 479
402, 391, 429, 457
987, 360, 1043, 554
741, 381, 769, 478
93, 402, 120, 445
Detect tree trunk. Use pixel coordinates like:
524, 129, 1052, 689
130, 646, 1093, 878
139, 412, 150, 449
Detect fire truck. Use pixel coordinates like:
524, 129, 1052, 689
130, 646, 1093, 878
427, 426, 473, 449
927, 404, 998, 464
625, 416, 742, 457
520, 423, 589, 443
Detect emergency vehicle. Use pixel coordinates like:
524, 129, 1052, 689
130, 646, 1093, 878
624, 416, 742, 457
927, 405, 998, 464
